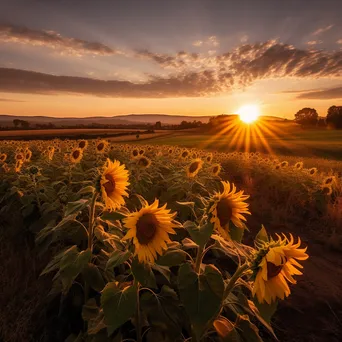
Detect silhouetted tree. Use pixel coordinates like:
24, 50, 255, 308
13, 119, 20, 128
326, 105, 342, 129
317, 117, 327, 128
155, 121, 162, 129
294, 108, 318, 126
21, 120, 30, 129
136, 134, 140, 139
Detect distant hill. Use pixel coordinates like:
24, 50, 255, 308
0, 114, 214, 127
0, 113, 286, 128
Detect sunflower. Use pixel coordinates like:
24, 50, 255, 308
78, 140, 88, 150
208, 181, 250, 239
0, 153, 7, 162
181, 150, 189, 159
206, 153, 213, 163
139, 149, 145, 155
136, 156, 152, 169
15, 160, 23, 173
294, 162, 303, 170
211, 163, 221, 176
252, 233, 308, 304
70, 148, 83, 163
15, 153, 24, 161
321, 185, 333, 196
122, 199, 180, 264
280, 161, 288, 168
25, 149, 32, 162
96, 140, 108, 153
323, 176, 335, 185
100, 159, 129, 211
308, 167, 318, 176
186, 158, 203, 178
131, 148, 139, 158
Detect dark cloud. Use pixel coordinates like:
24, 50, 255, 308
296, 86, 342, 99
0, 68, 231, 97
0, 23, 117, 56
0, 98, 26, 102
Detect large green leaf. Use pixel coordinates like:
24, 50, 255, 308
65, 199, 89, 216
101, 211, 127, 222
106, 250, 132, 270
59, 246, 92, 293
82, 263, 105, 292
156, 249, 187, 267
234, 315, 263, 342
101, 282, 137, 336
131, 258, 157, 288
178, 263, 224, 339
183, 221, 214, 247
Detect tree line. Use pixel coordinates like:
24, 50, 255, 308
295, 106, 342, 129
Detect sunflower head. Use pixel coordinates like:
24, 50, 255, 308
100, 159, 130, 211
16, 153, 24, 161
294, 162, 303, 170
323, 176, 335, 185
181, 150, 189, 159
29, 165, 40, 175
25, 150, 32, 162
186, 158, 204, 178
211, 163, 221, 176
0, 153, 7, 162
208, 181, 250, 239
136, 156, 151, 169
96, 140, 108, 153
70, 148, 83, 163
206, 154, 213, 163
321, 185, 333, 196
122, 199, 181, 264
252, 233, 308, 304
78, 140, 88, 150
280, 161, 288, 168
15, 160, 23, 173
309, 167, 318, 176
132, 149, 139, 158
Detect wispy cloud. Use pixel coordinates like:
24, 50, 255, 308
1, 39, 342, 98
306, 40, 323, 46
312, 24, 333, 36
0, 23, 119, 56
296, 86, 342, 100
192, 36, 219, 48
0, 98, 26, 102
337, 39, 342, 44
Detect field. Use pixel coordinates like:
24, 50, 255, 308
0, 133, 341, 342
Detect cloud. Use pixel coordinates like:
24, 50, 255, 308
1, 39, 342, 98
312, 24, 333, 36
240, 35, 249, 43
296, 86, 342, 100
0, 23, 118, 56
306, 40, 323, 46
0, 98, 26, 102
192, 40, 203, 47
0, 68, 232, 98
337, 39, 342, 44
192, 36, 219, 48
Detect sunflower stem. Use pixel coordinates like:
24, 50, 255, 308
223, 263, 249, 299
195, 244, 205, 274
88, 191, 99, 252
134, 279, 142, 342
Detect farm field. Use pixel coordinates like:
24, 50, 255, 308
0, 137, 341, 342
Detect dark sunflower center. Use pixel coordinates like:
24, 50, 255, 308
26, 154, 30, 159
133, 150, 138, 156
189, 162, 199, 173
72, 150, 80, 159
213, 166, 219, 174
97, 143, 104, 151
216, 198, 233, 227
182, 152, 188, 157
139, 150, 144, 155
79, 141, 86, 148
325, 177, 333, 184
138, 157, 149, 167
103, 174, 116, 195
17, 155, 22, 160
267, 261, 284, 278
136, 213, 158, 245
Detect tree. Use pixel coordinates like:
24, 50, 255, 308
155, 121, 162, 129
294, 108, 318, 126
21, 120, 30, 129
326, 105, 342, 129
13, 119, 20, 128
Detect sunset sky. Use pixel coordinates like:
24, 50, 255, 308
1, 0, 342, 119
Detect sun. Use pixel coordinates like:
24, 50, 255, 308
238, 104, 260, 124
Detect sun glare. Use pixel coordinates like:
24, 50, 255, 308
238, 104, 260, 124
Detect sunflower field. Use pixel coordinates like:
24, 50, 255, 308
0, 138, 341, 342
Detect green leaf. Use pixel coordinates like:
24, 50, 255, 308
184, 221, 214, 247
77, 185, 95, 196
65, 199, 89, 216
229, 222, 245, 243
101, 211, 127, 222
182, 237, 198, 249
101, 282, 137, 336
151, 264, 171, 283
157, 249, 187, 267
106, 250, 132, 270
131, 258, 157, 288
178, 263, 224, 339
255, 225, 269, 245
82, 298, 106, 335
253, 298, 278, 324
82, 263, 105, 292
234, 315, 263, 342
59, 246, 92, 293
